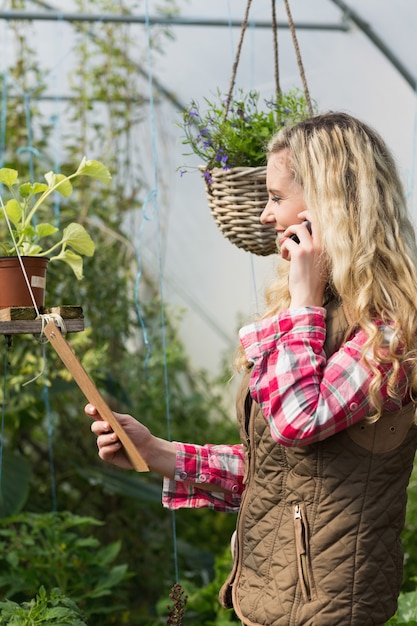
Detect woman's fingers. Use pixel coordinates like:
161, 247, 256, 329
91, 419, 112, 435
85, 403, 100, 419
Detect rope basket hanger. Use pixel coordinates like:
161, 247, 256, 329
200, 0, 314, 256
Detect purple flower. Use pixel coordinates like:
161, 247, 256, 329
184, 109, 199, 125
204, 169, 213, 184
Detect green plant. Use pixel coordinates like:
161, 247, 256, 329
178, 88, 314, 180
386, 588, 417, 625
0, 157, 111, 279
0, 512, 130, 620
0, 586, 87, 625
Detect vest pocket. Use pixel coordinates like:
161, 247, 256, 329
294, 503, 316, 602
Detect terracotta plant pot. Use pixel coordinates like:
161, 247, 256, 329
0, 257, 49, 309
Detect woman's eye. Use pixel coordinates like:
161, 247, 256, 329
271, 196, 282, 204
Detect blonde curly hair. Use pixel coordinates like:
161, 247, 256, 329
238, 112, 417, 419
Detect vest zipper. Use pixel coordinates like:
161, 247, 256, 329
294, 503, 315, 602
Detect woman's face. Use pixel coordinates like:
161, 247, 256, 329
260, 149, 307, 248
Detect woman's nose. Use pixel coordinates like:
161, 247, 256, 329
260, 204, 276, 225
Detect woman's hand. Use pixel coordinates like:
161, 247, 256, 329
85, 404, 176, 476
280, 213, 327, 308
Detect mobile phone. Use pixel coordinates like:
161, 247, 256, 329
289, 220, 312, 244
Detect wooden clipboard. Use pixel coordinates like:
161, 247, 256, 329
43, 319, 149, 472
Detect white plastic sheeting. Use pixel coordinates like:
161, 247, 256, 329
142, 0, 417, 375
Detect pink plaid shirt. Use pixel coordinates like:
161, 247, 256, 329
162, 306, 408, 512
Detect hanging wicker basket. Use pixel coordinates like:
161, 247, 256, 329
199, 166, 277, 256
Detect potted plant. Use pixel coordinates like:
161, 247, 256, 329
0, 157, 111, 308
178, 88, 314, 255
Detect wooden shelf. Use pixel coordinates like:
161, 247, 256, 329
0, 306, 84, 335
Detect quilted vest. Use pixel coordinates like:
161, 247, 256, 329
219, 301, 417, 626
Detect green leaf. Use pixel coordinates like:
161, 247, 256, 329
61, 223, 95, 256
77, 159, 112, 183
42, 607, 77, 618
20, 242, 43, 255
50, 249, 84, 280
19, 182, 48, 198
78, 466, 162, 502
87, 564, 128, 598
0, 168, 18, 187
44, 172, 73, 197
35, 222, 59, 239
397, 589, 417, 622
96, 540, 122, 566
4, 199, 23, 227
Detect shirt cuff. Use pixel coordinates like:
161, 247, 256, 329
161, 442, 244, 513
239, 306, 326, 361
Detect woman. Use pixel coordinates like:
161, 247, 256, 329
86, 112, 417, 625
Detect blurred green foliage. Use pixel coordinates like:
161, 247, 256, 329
0, 512, 128, 620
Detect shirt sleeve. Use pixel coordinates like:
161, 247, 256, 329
162, 442, 245, 512
239, 306, 408, 446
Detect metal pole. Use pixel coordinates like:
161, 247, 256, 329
0, 10, 349, 31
